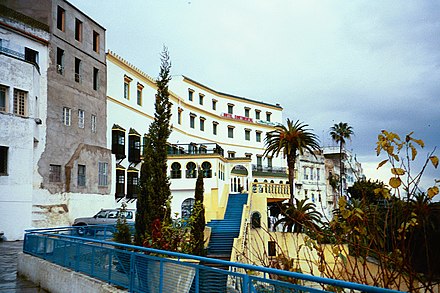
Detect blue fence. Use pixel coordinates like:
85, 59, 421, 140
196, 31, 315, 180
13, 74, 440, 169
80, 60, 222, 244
23, 226, 404, 293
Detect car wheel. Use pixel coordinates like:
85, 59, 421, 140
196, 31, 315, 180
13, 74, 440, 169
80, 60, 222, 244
76, 225, 87, 236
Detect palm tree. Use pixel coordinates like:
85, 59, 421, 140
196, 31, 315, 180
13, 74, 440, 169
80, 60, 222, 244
264, 119, 320, 203
330, 122, 354, 198
274, 199, 322, 233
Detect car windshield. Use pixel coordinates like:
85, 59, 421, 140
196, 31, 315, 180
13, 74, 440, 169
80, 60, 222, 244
95, 210, 109, 218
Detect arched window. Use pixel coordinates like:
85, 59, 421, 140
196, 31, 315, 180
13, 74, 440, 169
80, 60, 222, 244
170, 162, 182, 179
201, 161, 212, 178
186, 162, 197, 178
251, 212, 261, 229
181, 198, 195, 220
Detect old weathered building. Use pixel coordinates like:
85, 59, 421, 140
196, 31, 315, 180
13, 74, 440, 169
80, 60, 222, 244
0, 0, 111, 240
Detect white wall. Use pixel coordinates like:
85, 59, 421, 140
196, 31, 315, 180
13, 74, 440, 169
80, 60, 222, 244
0, 22, 49, 240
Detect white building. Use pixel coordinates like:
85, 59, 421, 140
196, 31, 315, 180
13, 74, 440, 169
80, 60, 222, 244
0, 7, 49, 240
106, 51, 291, 219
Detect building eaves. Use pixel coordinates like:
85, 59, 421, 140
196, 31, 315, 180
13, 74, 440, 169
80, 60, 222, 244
182, 75, 283, 110
0, 4, 49, 32
64, 0, 106, 31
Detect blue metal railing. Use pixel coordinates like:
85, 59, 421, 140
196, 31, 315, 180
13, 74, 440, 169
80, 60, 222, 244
23, 226, 404, 293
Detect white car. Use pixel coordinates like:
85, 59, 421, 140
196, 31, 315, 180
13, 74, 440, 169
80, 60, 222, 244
73, 208, 135, 235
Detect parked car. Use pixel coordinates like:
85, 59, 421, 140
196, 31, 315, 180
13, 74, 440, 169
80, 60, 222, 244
73, 208, 135, 235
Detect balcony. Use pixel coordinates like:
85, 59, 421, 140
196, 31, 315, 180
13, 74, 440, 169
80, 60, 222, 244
0, 40, 40, 72
167, 143, 224, 157
252, 164, 287, 177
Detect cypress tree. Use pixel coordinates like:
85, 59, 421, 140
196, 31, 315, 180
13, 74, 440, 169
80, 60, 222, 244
190, 169, 206, 256
135, 47, 172, 245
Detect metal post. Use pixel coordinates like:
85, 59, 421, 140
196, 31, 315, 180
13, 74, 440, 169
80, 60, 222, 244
159, 260, 164, 293
242, 273, 250, 293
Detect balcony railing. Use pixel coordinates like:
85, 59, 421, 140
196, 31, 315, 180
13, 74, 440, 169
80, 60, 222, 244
168, 143, 224, 157
0, 41, 40, 71
23, 226, 403, 293
252, 164, 286, 174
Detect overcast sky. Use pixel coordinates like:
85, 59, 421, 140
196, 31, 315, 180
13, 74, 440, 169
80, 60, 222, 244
71, 0, 439, 188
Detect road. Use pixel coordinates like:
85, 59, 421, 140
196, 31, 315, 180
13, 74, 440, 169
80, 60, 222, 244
0, 240, 48, 293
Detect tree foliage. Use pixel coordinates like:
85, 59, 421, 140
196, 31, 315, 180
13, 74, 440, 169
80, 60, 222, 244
330, 122, 354, 198
264, 119, 320, 203
274, 198, 322, 233
190, 170, 206, 256
136, 47, 172, 245
114, 202, 132, 245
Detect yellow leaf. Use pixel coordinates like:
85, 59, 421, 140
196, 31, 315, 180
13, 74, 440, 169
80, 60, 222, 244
427, 186, 439, 199
389, 177, 402, 188
411, 138, 425, 148
410, 145, 417, 161
377, 159, 388, 169
391, 168, 405, 176
430, 156, 439, 168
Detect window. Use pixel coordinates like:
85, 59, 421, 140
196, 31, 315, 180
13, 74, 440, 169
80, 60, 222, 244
267, 157, 272, 169
255, 110, 261, 120
310, 167, 314, 180
228, 126, 234, 138
127, 170, 139, 199
13, 89, 27, 116
311, 193, 315, 203
93, 68, 99, 90
244, 107, 250, 118
98, 162, 108, 186
177, 108, 182, 125
202, 161, 212, 178
0, 85, 7, 112
228, 151, 235, 158
112, 125, 126, 159
91, 115, 97, 133
0, 146, 8, 175
170, 162, 182, 179
128, 130, 141, 163
93, 31, 100, 53
186, 162, 197, 178
24, 47, 38, 65
266, 112, 271, 122
63, 107, 71, 126
251, 212, 261, 228
188, 89, 194, 101
124, 75, 132, 99
317, 168, 320, 180
199, 94, 204, 105
256, 131, 262, 142
200, 118, 205, 131
77, 165, 86, 187
137, 83, 143, 106
303, 167, 308, 180
268, 241, 276, 256
56, 48, 64, 74
257, 156, 262, 170
227, 104, 234, 114
212, 99, 217, 110
57, 6, 65, 31
78, 109, 85, 128
75, 18, 82, 42
49, 164, 61, 182
115, 168, 125, 198
181, 198, 195, 220
213, 122, 218, 135
74, 58, 81, 83
190, 115, 195, 129
245, 129, 250, 141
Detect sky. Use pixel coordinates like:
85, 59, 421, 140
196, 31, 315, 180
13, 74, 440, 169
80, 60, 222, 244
70, 0, 440, 189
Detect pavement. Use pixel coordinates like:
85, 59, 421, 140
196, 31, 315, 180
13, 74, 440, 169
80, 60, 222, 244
0, 240, 48, 293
